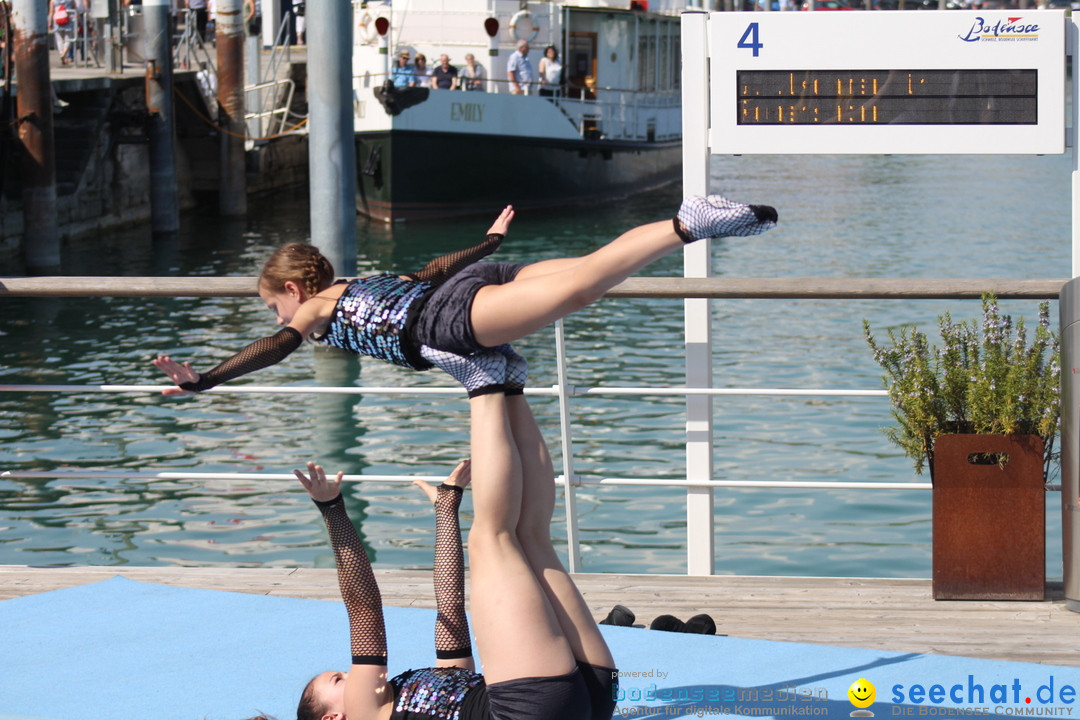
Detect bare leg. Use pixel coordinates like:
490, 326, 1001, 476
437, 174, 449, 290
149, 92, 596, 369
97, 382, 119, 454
470, 220, 681, 347
506, 395, 616, 669
470, 194, 776, 347
466, 393, 578, 684
511, 256, 591, 282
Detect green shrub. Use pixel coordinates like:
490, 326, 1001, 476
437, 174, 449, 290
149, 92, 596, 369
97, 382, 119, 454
864, 293, 1059, 477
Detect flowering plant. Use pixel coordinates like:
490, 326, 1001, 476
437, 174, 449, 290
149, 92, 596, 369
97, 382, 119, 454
863, 293, 1060, 477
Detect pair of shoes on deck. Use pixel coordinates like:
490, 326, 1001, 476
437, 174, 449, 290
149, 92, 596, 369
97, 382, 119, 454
598, 604, 636, 627
649, 613, 719, 635
676, 195, 778, 242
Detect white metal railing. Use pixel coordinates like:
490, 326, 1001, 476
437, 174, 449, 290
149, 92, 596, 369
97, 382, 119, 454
0, 277, 1065, 574
245, 78, 297, 139
528, 90, 681, 142
173, 8, 216, 75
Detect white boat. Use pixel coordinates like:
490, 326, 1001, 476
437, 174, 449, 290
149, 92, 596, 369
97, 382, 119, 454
350, 0, 685, 222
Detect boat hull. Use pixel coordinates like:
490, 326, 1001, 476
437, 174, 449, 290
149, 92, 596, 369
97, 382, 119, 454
355, 130, 682, 223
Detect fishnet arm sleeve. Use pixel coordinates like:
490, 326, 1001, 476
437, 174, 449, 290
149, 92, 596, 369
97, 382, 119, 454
315, 494, 388, 666
433, 484, 471, 660
178, 328, 303, 392
407, 234, 504, 286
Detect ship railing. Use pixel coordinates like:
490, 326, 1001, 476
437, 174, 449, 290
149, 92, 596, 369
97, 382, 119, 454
173, 9, 216, 76
0, 276, 1066, 575
244, 78, 297, 141
352, 74, 680, 142
463, 80, 684, 141
57, 8, 99, 69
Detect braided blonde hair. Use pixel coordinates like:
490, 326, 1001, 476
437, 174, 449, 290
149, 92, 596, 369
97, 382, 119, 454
259, 243, 336, 299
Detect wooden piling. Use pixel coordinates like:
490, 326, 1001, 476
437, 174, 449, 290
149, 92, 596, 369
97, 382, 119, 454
11, 0, 59, 270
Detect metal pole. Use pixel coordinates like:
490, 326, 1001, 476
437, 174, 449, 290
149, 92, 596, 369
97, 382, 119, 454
143, 0, 179, 234
1065, 17, 1080, 613
262, 0, 280, 49
554, 319, 583, 573
103, 0, 121, 73
245, 18, 262, 140
1072, 17, 1080, 278
90, 0, 107, 67
216, 0, 246, 217
1060, 278, 1080, 612
11, 0, 59, 271
306, 0, 356, 275
681, 10, 715, 576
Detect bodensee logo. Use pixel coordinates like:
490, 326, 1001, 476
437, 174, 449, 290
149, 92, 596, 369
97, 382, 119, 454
959, 16, 1041, 42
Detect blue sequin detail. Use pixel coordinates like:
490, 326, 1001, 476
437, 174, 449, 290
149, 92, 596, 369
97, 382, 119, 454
319, 275, 432, 368
390, 667, 484, 720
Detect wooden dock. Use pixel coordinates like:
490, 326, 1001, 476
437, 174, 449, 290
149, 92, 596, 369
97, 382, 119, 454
2, 566, 1077, 668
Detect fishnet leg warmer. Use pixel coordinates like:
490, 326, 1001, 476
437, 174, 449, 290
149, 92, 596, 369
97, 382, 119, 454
179, 327, 303, 392
408, 234, 504, 286
433, 484, 472, 660
494, 344, 528, 396
314, 494, 388, 666
419, 345, 506, 397
674, 195, 778, 243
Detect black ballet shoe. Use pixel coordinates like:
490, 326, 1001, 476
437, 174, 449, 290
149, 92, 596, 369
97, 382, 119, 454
649, 614, 686, 632
682, 613, 717, 635
599, 604, 636, 627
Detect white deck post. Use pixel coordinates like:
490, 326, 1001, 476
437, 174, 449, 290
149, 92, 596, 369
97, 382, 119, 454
554, 319, 583, 573
681, 10, 715, 577
1071, 17, 1080, 277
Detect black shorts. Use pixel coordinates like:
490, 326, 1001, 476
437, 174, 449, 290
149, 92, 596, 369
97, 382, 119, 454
411, 261, 525, 355
479, 663, 617, 720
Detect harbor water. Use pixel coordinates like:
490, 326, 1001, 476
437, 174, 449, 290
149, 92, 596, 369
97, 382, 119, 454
0, 153, 1070, 577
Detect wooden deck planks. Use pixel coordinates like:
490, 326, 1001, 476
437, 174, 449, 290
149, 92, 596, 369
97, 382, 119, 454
2, 566, 1077, 667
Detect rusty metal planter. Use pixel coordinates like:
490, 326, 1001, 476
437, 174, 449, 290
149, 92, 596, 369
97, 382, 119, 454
932, 434, 1045, 601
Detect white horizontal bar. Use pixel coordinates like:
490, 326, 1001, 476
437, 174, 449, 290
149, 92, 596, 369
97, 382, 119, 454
0, 469, 932, 490
575, 387, 889, 398
0, 470, 440, 483
0, 384, 465, 396
576, 477, 933, 490
0, 384, 889, 398
4, 470, 1058, 492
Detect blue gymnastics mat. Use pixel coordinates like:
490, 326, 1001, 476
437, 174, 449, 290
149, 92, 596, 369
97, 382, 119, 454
2, 576, 1078, 720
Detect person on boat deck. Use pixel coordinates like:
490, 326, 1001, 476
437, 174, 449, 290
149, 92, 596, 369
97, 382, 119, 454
414, 53, 431, 82
538, 45, 563, 99
462, 53, 486, 91
291, 361, 622, 719
431, 54, 459, 91
392, 49, 418, 88
151, 195, 777, 398
507, 40, 534, 95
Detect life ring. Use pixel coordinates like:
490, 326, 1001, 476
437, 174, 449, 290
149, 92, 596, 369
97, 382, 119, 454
357, 11, 378, 44
508, 10, 539, 43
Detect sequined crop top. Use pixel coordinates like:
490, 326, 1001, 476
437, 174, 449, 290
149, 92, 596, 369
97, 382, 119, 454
317, 274, 434, 370
389, 667, 488, 720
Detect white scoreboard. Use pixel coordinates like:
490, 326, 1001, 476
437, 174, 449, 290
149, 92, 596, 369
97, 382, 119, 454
708, 10, 1067, 154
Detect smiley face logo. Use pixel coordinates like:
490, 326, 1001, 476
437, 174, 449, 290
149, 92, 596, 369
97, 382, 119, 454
848, 678, 876, 709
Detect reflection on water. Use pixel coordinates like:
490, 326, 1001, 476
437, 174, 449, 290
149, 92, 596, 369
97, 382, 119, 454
0, 154, 1070, 576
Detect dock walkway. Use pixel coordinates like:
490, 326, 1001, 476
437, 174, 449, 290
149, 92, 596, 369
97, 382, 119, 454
3, 566, 1077, 668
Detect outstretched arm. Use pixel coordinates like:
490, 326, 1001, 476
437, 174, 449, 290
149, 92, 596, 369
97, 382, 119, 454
295, 462, 394, 717
152, 327, 303, 395
407, 206, 515, 285
414, 460, 474, 670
